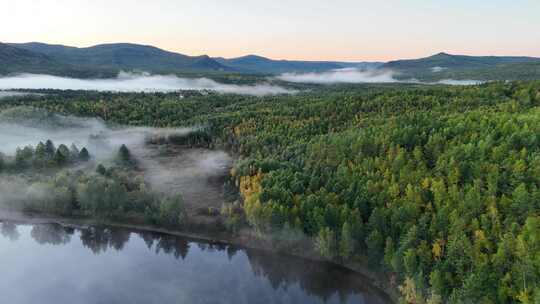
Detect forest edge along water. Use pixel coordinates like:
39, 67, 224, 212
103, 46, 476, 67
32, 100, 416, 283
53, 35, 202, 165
0, 106, 397, 302
5, 81, 539, 302
0, 216, 393, 304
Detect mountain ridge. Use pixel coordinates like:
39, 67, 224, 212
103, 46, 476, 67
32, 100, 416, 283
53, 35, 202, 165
2, 42, 540, 80
9, 42, 231, 73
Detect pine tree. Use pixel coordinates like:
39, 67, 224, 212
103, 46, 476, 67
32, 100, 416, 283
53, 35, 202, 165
339, 222, 355, 260
117, 144, 133, 166
54, 149, 67, 165
57, 144, 70, 163
79, 147, 90, 161
315, 227, 337, 259
45, 139, 56, 158
96, 164, 107, 175
70, 144, 80, 160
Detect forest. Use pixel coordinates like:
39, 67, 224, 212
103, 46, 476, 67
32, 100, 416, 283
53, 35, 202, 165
0, 137, 186, 227
1, 80, 540, 303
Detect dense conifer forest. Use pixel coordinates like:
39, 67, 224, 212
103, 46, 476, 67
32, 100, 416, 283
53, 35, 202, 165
2, 81, 540, 303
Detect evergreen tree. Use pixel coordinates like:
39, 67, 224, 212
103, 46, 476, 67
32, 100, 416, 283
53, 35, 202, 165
54, 149, 67, 165
79, 147, 90, 161
158, 195, 186, 226
35, 142, 47, 159
117, 144, 134, 166
96, 164, 107, 175
56, 144, 70, 164
316, 227, 337, 259
339, 222, 355, 260
70, 144, 80, 160
45, 139, 55, 158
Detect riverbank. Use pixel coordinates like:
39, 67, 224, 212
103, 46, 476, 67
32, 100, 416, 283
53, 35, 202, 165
0, 209, 398, 302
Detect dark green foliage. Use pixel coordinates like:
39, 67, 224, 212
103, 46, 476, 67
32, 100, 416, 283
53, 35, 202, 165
3, 140, 92, 174
15, 146, 34, 169
45, 140, 55, 158
3, 42, 230, 76
116, 144, 135, 167
157, 195, 186, 226
54, 144, 69, 165
79, 147, 90, 161
95, 164, 107, 175
3, 81, 540, 302
384, 52, 540, 81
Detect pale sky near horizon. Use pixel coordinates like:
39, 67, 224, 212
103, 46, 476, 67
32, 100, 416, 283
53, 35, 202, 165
2, 0, 540, 61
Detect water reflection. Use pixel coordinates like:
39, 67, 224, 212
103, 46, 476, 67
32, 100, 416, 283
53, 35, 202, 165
0, 221, 390, 304
1, 221, 19, 241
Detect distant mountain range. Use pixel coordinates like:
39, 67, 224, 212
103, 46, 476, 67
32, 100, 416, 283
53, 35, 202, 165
1, 42, 540, 81
215, 55, 382, 74
1, 42, 379, 77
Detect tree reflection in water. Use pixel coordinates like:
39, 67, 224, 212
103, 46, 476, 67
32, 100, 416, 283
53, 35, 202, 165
1, 221, 20, 241
0, 221, 390, 304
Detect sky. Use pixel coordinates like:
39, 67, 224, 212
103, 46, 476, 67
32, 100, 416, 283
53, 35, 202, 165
2, 0, 540, 61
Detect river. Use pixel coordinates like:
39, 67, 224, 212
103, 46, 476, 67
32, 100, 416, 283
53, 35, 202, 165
0, 221, 391, 304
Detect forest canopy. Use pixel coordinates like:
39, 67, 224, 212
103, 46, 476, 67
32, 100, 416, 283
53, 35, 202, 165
1, 81, 540, 303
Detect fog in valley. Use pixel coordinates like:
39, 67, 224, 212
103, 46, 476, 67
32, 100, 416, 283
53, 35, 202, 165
0, 91, 36, 99
277, 68, 399, 84
0, 72, 293, 96
0, 107, 231, 209
276, 68, 483, 85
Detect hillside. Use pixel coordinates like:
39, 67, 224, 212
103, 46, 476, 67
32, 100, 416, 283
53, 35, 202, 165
215, 54, 382, 74
9, 42, 231, 74
384, 52, 540, 81
0, 42, 59, 74
3, 42, 540, 81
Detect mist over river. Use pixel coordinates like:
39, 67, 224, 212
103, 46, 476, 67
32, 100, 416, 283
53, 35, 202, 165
0, 221, 391, 304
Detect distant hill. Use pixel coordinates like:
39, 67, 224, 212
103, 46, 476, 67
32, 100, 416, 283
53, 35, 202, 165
215, 55, 382, 74
0, 42, 58, 74
383, 52, 540, 81
9, 42, 231, 74
2, 42, 382, 77
0, 42, 123, 78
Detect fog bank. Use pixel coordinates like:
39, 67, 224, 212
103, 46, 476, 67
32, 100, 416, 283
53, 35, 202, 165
277, 68, 484, 86
0, 72, 293, 96
0, 91, 34, 99
436, 79, 484, 85
0, 107, 232, 208
276, 68, 398, 84
0, 108, 195, 159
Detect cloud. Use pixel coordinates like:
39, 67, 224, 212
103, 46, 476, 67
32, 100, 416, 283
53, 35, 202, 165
0, 72, 293, 96
276, 68, 398, 84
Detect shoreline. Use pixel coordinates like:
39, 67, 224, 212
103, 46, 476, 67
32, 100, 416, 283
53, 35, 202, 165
0, 209, 398, 302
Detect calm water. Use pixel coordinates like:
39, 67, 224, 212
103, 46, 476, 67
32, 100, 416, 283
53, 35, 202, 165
0, 221, 391, 304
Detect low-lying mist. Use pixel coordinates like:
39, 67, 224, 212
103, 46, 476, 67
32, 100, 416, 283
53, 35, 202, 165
0, 107, 191, 158
276, 68, 398, 84
0, 72, 293, 96
276, 68, 484, 86
0, 91, 35, 99
435, 79, 484, 85
0, 107, 232, 209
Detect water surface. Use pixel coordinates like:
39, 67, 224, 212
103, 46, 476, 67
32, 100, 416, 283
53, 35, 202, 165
0, 221, 390, 304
